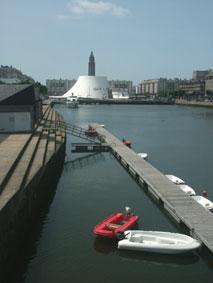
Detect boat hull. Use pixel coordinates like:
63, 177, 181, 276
137, 153, 148, 159
93, 213, 139, 238
178, 184, 196, 196
165, 174, 185, 184
192, 196, 213, 211
118, 230, 201, 254
85, 129, 97, 137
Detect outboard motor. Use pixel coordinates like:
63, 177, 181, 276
125, 206, 132, 216
116, 231, 130, 240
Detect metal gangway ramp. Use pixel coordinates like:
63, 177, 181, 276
58, 121, 100, 143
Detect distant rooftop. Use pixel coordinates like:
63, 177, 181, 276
0, 84, 31, 103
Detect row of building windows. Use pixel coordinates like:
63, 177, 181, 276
46, 69, 213, 97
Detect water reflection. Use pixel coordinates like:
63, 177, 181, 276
5, 172, 61, 283
93, 237, 117, 254
199, 246, 213, 269
93, 236, 200, 267
118, 250, 200, 267
64, 153, 105, 170
192, 111, 213, 120
93, 224, 139, 255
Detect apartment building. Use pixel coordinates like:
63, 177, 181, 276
46, 79, 76, 96
108, 80, 133, 95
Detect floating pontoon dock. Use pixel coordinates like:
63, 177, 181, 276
90, 123, 213, 254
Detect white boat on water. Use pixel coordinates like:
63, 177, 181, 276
66, 96, 79, 108
166, 174, 185, 184
177, 184, 196, 196
118, 230, 201, 254
137, 153, 148, 159
191, 196, 213, 212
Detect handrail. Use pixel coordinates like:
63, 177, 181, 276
58, 120, 100, 143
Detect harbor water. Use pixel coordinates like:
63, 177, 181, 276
16, 105, 213, 283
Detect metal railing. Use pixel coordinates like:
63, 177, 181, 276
58, 120, 100, 143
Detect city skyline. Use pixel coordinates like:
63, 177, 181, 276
1, 0, 213, 84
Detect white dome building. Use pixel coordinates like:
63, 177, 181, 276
63, 75, 108, 99
62, 52, 108, 100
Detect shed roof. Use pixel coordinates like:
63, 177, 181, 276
0, 84, 31, 103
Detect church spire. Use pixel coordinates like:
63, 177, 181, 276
88, 51, 95, 76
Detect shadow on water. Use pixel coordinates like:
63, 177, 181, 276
117, 249, 200, 267
93, 236, 200, 267
93, 237, 118, 254
6, 179, 60, 283
93, 223, 139, 255
199, 246, 213, 269
64, 152, 105, 170
2, 150, 65, 283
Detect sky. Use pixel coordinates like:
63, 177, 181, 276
1, 0, 213, 85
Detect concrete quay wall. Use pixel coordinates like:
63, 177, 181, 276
0, 106, 66, 282
175, 99, 213, 108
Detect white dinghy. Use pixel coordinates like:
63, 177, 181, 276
177, 184, 196, 196
137, 153, 148, 159
118, 230, 201, 254
191, 196, 213, 212
165, 174, 185, 184
66, 96, 79, 108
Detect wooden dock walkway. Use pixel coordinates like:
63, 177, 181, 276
91, 123, 213, 254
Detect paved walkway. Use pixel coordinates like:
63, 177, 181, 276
0, 134, 9, 144
0, 134, 30, 187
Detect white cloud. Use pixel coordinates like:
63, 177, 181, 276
56, 14, 71, 20
67, 0, 130, 17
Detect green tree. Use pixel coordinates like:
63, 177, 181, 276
34, 81, 47, 94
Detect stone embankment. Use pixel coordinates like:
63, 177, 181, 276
0, 105, 66, 281
175, 99, 213, 108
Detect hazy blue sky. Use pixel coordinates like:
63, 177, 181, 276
1, 0, 213, 84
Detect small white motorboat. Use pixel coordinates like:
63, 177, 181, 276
191, 196, 213, 212
66, 96, 79, 108
165, 174, 185, 184
137, 153, 148, 159
118, 230, 201, 254
177, 184, 196, 196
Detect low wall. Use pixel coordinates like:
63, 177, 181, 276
0, 108, 66, 282
175, 99, 213, 108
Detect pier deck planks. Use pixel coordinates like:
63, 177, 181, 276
91, 123, 213, 253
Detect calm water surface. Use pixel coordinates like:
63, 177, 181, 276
20, 105, 213, 283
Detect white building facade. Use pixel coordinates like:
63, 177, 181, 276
138, 78, 183, 95
63, 76, 108, 99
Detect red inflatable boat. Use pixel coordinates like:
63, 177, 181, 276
85, 128, 97, 137
122, 139, 132, 148
93, 212, 139, 238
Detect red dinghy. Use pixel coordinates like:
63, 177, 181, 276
85, 129, 97, 137
93, 208, 139, 238
85, 126, 97, 137
122, 139, 132, 148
